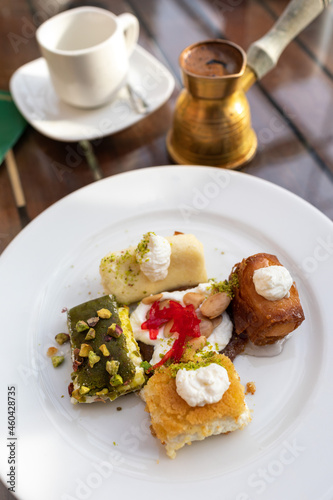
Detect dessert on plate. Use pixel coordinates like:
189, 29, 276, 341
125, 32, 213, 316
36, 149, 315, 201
141, 352, 251, 459
67, 295, 145, 403
130, 280, 235, 366
100, 232, 207, 303
230, 253, 305, 345
60, 231, 305, 459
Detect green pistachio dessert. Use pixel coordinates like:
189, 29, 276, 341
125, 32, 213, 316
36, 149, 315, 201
67, 295, 145, 404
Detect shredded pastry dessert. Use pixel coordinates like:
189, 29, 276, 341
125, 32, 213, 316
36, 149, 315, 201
141, 353, 251, 459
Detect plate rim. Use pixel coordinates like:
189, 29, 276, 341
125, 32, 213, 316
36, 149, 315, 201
2, 165, 332, 262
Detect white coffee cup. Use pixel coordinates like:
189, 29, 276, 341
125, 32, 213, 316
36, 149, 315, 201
36, 7, 139, 108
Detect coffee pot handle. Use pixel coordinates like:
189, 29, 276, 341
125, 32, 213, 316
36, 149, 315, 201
118, 13, 139, 56
246, 0, 332, 80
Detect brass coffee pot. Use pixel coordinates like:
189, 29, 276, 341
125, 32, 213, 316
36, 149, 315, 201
167, 0, 332, 169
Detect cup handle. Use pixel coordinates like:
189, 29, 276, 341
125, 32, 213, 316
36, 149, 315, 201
118, 13, 139, 56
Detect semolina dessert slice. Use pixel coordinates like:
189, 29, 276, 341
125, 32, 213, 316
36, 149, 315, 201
67, 295, 145, 403
100, 233, 207, 304
141, 353, 251, 459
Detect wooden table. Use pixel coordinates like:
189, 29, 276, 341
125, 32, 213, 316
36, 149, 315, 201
0, 0, 332, 497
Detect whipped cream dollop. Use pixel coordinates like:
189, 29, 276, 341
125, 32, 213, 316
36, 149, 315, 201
253, 265, 293, 301
176, 363, 230, 407
135, 232, 171, 282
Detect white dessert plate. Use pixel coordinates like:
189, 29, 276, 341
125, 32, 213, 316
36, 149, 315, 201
0, 166, 332, 500
9, 45, 175, 142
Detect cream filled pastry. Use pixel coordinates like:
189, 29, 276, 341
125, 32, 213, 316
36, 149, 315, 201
100, 232, 207, 303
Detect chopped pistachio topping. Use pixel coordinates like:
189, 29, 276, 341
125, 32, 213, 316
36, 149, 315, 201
100, 247, 140, 286
76, 320, 89, 332
79, 343, 93, 357
87, 317, 99, 327
135, 232, 155, 264
140, 361, 152, 372
107, 323, 122, 338
71, 388, 85, 401
208, 273, 239, 298
97, 308, 112, 319
95, 388, 108, 396
51, 355, 64, 368
101, 253, 116, 266
110, 374, 123, 387
55, 333, 70, 345
79, 386, 90, 395
169, 354, 226, 378
106, 360, 120, 376
88, 351, 101, 368
99, 344, 110, 357
85, 328, 96, 340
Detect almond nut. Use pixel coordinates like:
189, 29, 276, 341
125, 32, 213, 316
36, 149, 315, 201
200, 292, 231, 319
199, 317, 214, 338
183, 292, 206, 309
159, 299, 170, 309
211, 315, 223, 329
163, 319, 175, 338
142, 293, 163, 305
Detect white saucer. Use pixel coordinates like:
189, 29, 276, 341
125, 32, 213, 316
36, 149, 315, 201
9, 45, 175, 142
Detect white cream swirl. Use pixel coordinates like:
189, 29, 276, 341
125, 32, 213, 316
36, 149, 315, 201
135, 233, 171, 282
253, 265, 293, 301
176, 363, 230, 407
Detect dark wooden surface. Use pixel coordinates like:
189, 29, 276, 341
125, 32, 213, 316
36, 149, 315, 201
1, 0, 333, 497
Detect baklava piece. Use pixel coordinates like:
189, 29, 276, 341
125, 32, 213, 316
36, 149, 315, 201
230, 253, 305, 345
67, 295, 145, 403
